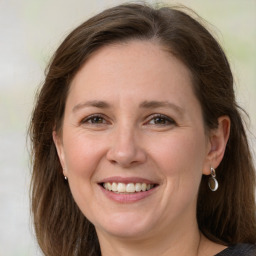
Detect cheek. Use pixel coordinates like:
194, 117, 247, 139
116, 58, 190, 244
149, 131, 207, 178
155, 131, 207, 208
61, 134, 106, 218
62, 133, 106, 178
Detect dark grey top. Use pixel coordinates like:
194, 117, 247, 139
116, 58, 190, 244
215, 244, 256, 256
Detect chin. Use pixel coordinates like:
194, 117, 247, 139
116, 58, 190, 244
94, 211, 156, 239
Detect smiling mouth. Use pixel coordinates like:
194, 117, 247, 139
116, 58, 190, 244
100, 182, 157, 193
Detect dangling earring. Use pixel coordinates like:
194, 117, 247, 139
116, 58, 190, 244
208, 167, 218, 191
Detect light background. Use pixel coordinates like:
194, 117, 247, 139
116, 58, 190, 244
0, 0, 255, 255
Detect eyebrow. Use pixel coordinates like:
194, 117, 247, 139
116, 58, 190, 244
72, 100, 184, 115
139, 100, 184, 115
72, 100, 110, 113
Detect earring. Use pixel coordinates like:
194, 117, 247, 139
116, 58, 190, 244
208, 167, 218, 191
63, 168, 67, 180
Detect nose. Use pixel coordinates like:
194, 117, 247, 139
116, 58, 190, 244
106, 125, 147, 168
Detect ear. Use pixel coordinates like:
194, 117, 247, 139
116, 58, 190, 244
203, 116, 230, 175
52, 131, 68, 177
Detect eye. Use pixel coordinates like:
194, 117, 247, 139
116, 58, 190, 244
146, 114, 176, 126
81, 114, 108, 125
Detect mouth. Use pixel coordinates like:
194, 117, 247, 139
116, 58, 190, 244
100, 182, 157, 194
98, 176, 159, 202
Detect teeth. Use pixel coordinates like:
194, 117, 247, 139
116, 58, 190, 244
126, 183, 135, 192
107, 182, 112, 190
135, 183, 142, 192
103, 182, 154, 193
141, 183, 147, 191
117, 183, 126, 192
112, 182, 118, 192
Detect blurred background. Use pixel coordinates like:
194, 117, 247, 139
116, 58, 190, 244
0, 0, 255, 255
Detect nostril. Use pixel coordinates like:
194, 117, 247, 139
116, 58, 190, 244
109, 159, 117, 164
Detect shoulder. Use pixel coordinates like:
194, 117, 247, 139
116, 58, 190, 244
215, 243, 256, 256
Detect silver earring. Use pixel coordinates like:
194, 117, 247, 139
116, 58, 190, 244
208, 167, 218, 191
63, 167, 67, 180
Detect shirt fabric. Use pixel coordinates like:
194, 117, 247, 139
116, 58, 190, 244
215, 243, 256, 256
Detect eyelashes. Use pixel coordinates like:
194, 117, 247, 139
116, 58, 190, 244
80, 113, 176, 127
145, 114, 176, 126
81, 114, 109, 125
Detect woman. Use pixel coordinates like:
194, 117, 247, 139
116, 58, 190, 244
29, 3, 256, 256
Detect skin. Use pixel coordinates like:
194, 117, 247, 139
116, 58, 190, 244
53, 40, 230, 256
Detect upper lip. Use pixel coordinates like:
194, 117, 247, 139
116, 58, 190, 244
99, 176, 159, 185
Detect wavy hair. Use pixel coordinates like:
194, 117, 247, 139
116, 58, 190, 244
29, 3, 256, 255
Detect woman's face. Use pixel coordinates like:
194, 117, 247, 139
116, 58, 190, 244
54, 40, 212, 240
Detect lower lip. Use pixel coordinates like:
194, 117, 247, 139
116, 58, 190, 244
99, 185, 158, 203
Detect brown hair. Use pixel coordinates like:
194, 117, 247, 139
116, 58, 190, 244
29, 3, 256, 255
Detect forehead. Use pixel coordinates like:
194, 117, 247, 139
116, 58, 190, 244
69, 40, 195, 100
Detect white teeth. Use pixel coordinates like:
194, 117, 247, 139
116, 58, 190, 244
111, 182, 118, 192
135, 183, 142, 192
141, 183, 147, 191
126, 183, 135, 193
117, 183, 126, 192
107, 182, 112, 190
102, 182, 154, 193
